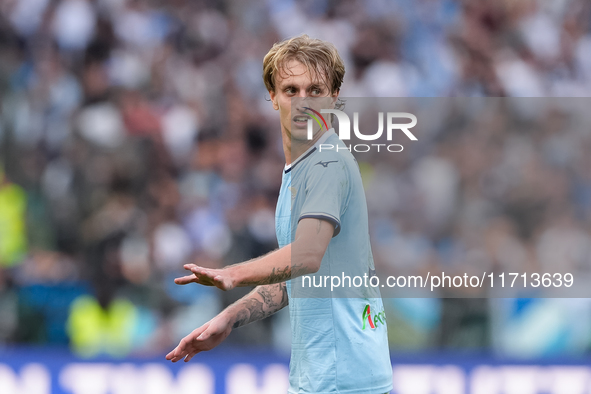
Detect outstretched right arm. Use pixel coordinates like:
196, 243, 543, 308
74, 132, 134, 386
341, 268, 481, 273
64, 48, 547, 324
166, 282, 288, 362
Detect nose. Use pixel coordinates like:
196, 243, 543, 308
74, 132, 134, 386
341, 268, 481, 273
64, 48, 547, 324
293, 96, 310, 114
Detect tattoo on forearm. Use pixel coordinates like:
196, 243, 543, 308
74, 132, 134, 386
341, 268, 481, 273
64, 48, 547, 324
258, 283, 289, 311
233, 309, 249, 329
258, 285, 275, 306
232, 297, 265, 328
232, 283, 289, 329
240, 261, 308, 287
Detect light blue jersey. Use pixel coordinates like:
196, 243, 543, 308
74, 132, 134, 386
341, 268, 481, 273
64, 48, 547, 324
276, 129, 393, 394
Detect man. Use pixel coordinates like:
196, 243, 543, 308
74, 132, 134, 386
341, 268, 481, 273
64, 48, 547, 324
166, 34, 393, 394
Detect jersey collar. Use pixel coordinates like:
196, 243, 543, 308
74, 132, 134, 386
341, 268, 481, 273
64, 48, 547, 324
284, 128, 335, 174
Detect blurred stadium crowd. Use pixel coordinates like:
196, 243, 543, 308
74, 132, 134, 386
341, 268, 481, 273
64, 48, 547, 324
0, 0, 591, 359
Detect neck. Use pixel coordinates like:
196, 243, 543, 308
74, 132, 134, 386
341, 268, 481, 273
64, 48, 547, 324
283, 129, 329, 166
282, 117, 332, 165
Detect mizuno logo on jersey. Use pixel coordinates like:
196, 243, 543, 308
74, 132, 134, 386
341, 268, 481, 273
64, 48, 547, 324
315, 160, 338, 168
362, 304, 386, 330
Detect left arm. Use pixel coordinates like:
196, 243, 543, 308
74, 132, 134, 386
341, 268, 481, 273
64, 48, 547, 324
175, 217, 334, 290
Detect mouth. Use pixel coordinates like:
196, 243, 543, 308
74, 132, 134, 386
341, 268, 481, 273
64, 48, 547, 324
293, 114, 311, 122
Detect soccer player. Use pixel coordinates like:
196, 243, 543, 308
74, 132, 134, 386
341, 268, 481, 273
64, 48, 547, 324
166, 34, 393, 394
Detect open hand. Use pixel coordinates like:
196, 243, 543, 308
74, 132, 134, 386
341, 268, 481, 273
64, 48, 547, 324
174, 264, 235, 291
165, 314, 233, 362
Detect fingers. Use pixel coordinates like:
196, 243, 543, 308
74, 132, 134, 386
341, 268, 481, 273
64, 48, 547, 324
178, 265, 221, 288
167, 350, 184, 362
167, 340, 192, 362
166, 323, 212, 362
166, 339, 203, 363
174, 275, 199, 285
179, 265, 234, 291
176, 266, 216, 286
171, 353, 187, 363
166, 335, 190, 362
189, 267, 231, 290
184, 350, 200, 362
190, 266, 213, 278
166, 344, 186, 362
197, 331, 210, 341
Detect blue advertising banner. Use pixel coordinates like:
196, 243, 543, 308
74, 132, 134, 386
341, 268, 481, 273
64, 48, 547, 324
0, 347, 590, 394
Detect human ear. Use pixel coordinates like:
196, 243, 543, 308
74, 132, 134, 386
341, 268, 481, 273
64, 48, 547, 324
269, 91, 279, 110
330, 90, 339, 108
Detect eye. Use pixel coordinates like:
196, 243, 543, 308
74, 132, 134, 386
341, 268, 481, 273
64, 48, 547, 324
285, 87, 296, 95
310, 87, 322, 96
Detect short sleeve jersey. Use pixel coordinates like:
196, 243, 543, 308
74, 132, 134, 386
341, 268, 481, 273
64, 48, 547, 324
275, 129, 393, 394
